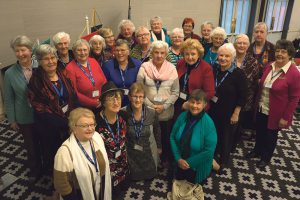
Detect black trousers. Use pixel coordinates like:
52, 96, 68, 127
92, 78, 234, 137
254, 112, 279, 162
160, 119, 173, 163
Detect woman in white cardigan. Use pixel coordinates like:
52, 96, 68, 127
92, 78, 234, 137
54, 107, 111, 200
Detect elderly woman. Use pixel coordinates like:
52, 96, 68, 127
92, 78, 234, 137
208, 43, 247, 167
233, 34, 261, 143
175, 38, 215, 119
137, 40, 179, 167
117, 19, 136, 49
4, 35, 41, 181
66, 39, 107, 111
204, 27, 227, 66
200, 21, 214, 56
170, 89, 217, 184
28, 44, 77, 175
130, 26, 152, 63
124, 83, 161, 181
54, 108, 111, 200
247, 22, 275, 67
168, 28, 184, 67
98, 28, 116, 61
95, 81, 129, 197
182, 17, 201, 41
52, 32, 74, 70
246, 40, 300, 168
102, 39, 141, 107
149, 16, 171, 46
89, 34, 106, 67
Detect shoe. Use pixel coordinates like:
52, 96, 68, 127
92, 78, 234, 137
257, 160, 268, 168
245, 151, 260, 159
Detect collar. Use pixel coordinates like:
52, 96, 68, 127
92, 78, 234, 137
17, 59, 38, 70
271, 61, 291, 74
217, 63, 236, 73
113, 57, 135, 69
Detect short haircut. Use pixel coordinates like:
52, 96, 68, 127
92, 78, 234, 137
35, 44, 57, 61
68, 107, 95, 133
115, 39, 129, 49
150, 16, 162, 25
129, 82, 145, 96
101, 90, 123, 106
150, 40, 169, 55
52, 32, 71, 46
201, 21, 214, 30
234, 34, 250, 45
210, 27, 227, 39
170, 28, 184, 38
182, 17, 195, 28
218, 43, 236, 61
118, 19, 135, 33
180, 38, 204, 59
275, 39, 296, 58
135, 26, 150, 37
98, 28, 114, 38
254, 22, 268, 32
72, 39, 90, 52
189, 89, 208, 104
10, 35, 34, 51
89, 35, 106, 49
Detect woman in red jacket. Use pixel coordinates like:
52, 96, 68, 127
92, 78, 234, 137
246, 39, 300, 168
175, 38, 215, 120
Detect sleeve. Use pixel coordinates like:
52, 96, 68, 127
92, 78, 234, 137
186, 117, 217, 168
102, 63, 111, 81
4, 72, 16, 123
136, 67, 154, 107
163, 70, 179, 110
153, 113, 162, 148
202, 64, 215, 100
170, 114, 183, 162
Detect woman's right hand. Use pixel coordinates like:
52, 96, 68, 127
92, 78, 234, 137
10, 122, 20, 131
178, 159, 190, 170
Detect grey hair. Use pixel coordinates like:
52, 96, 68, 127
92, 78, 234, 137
150, 40, 169, 54
234, 34, 250, 45
135, 26, 150, 36
115, 39, 129, 49
218, 43, 236, 61
254, 22, 268, 32
118, 19, 135, 33
72, 39, 90, 52
10, 35, 34, 51
201, 21, 214, 30
170, 28, 184, 38
35, 44, 57, 61
150, 16, 163, 25
89, 35, 106, 49
52, 32, 71, 46
210, 27, 227, 39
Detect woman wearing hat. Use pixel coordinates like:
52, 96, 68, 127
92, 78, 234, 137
95, 81, 129, 197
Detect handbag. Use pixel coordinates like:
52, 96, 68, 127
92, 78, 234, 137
167, 179, 204, 200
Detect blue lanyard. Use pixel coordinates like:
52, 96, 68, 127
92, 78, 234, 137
183, 60, 201, 92
215, 70, 230, 88
180, 118, 198, 141
77, 61, 95, 86
52, 77, 64, 101
75, 137, 98, 172
103, 114, 120, 145
141, 49, 150, 63
118, 67, 127, 88
208, 48, 217, 66
155, 80, 161, 92
131, 106, 145, 140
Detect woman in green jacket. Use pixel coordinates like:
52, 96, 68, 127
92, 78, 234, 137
170, 89, 217, 184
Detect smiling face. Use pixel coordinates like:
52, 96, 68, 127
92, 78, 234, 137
235, 37, 249, 55
253, 25, 267, 44
91, 40, 103, 55
129, 91, 144, 110
104, 35, 115, 47
40, 53, 57, 74
212, 34, 225, 49
55, 37, 69, 56
74, 116, 95, 142
201, 24, 213, 41
188, 98, 206, 116
75, 44, 89, 63
218, 49, 233, 69
275, 49, 290, 67
136, 28, 151, 46
115, 44, 129, 64
121, 24, 133, 39
152, 47, 167, 67
14, 46, 32, 65
171, 33, 184, 48
184, 48, 199, 65
103, 91, 122, 114
151, 20, 162, 34
183, 23, 193, 36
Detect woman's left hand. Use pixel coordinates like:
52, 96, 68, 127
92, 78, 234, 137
157, 148, 162, 155
230, 113, 239, 124
278, 118, 288, 128
153, 105, 164, 114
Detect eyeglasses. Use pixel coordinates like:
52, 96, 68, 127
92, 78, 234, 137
104, 35, 114, 39
106, 96, 122, 102
76, 123, 97, 129
41, 56, 57, 62
171, 36, 184, 39
114, 49, 128, 53
137, 33, 150, 38
183, 24, 193, 28
131, 95, 144, 100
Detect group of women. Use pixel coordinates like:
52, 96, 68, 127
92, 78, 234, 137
4, 17, 300, 200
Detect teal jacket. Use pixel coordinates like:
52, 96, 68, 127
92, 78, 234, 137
4, 61, 38, 124
170, 111, 217, 183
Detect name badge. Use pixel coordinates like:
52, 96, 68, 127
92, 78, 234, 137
115, 149, 121, 158
62, 104, 69, 113
134, 144, 143, 151
92, 90, 100, 97
179, 92, 187, 100
265, 82, 272, 89
123, 89, 129, 96
154, 95, 163, 102
211, 96, 218, 103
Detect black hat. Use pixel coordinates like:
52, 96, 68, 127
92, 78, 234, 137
100, 81, 124, 101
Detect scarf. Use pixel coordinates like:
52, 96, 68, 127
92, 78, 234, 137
142, 60, 175, 81
151, 29, 166, 42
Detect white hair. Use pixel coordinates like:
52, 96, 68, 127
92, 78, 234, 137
170, 28, 184, 38
118, 19, 135, 33
254, 22, 268, 32
234, 34, 250, 45
52, 32, 71, 46
218, 43, 236, 61
150, 40, 169, 54
150, 16, 163, 25
89, 35, 106, 49
210, 27, 227, 39
135, 26, 150, 37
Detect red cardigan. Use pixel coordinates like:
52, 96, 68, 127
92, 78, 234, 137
255, 62, 300, 130
65, 57, 107, 108
177, 59, 215, 100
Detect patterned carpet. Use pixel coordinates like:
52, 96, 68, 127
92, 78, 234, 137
0, 113, 299, 200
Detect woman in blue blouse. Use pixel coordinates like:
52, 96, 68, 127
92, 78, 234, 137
170, 89, 217, 184
102, 39, 142, 106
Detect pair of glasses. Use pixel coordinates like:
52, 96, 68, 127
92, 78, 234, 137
41, 56, 57, 62
106, 96, 122, 102
137, 33, 150, 38
76, 124, 97, 129
171, 36, 184, 39
131, 96, 144, 100
115, 49, 128, 53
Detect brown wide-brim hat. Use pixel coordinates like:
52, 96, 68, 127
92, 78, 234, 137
100, 81, 124, 101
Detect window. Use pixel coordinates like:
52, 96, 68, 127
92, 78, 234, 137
264, 0, 288, 31
221, 0, 252, 35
